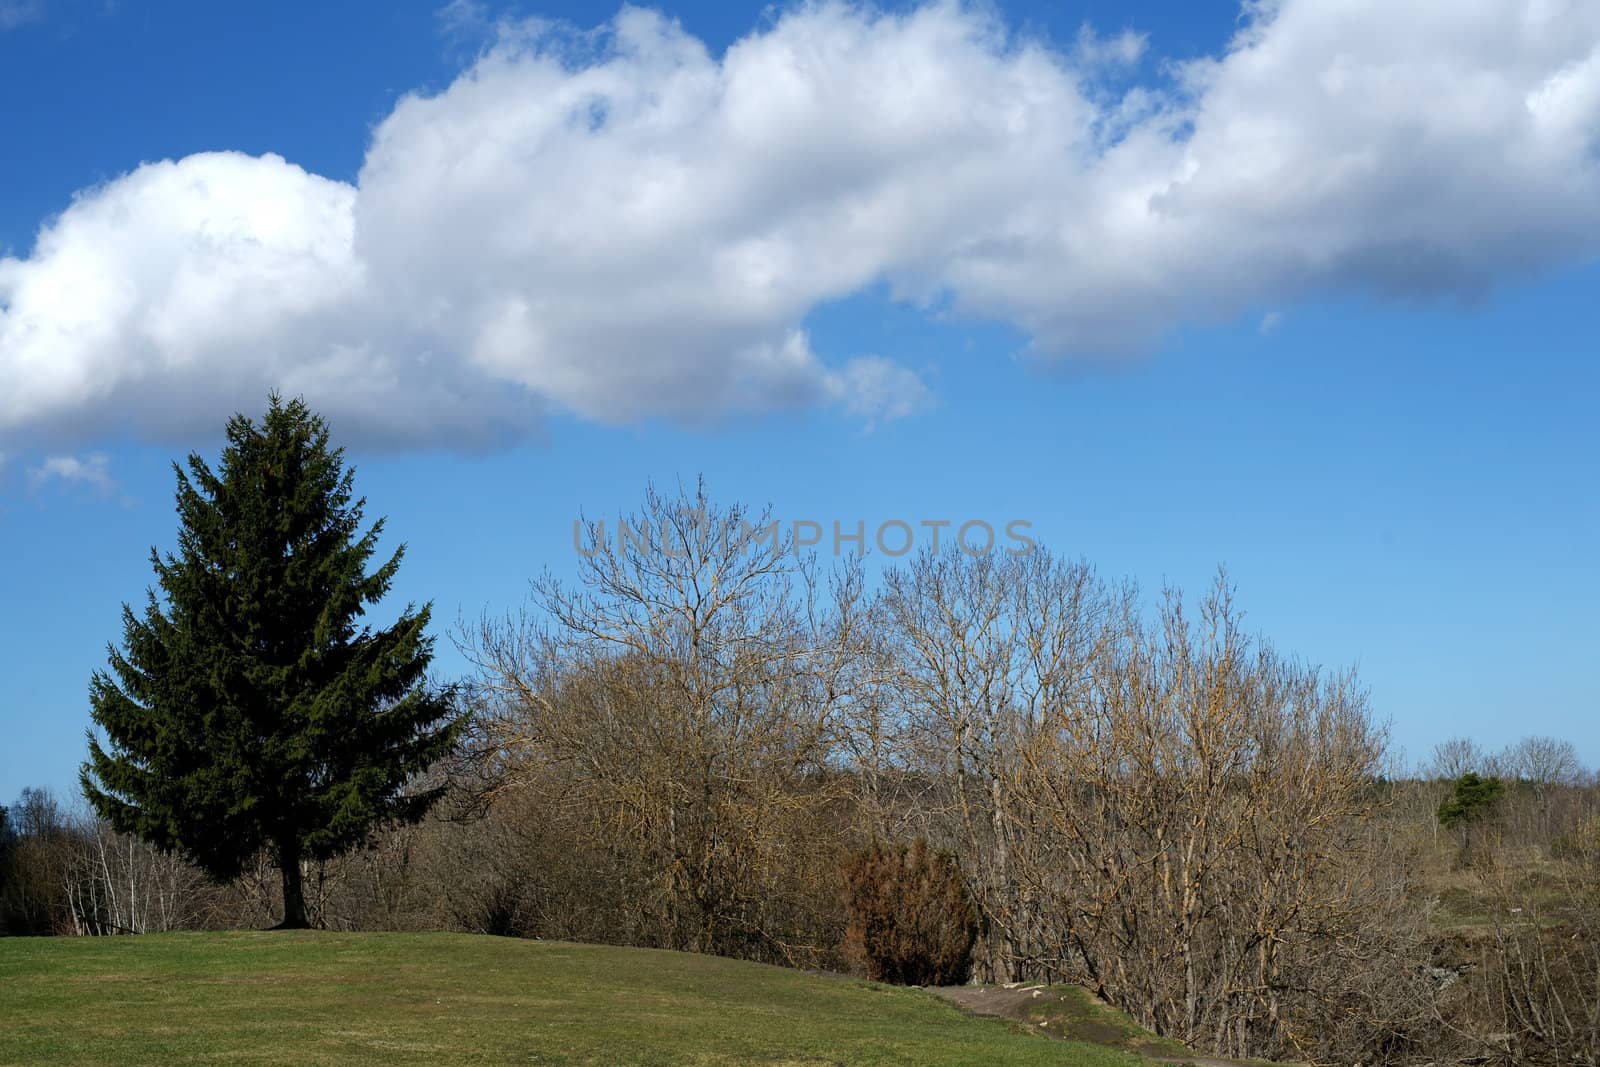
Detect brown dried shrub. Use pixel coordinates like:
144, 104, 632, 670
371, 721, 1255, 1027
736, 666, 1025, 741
842, 838, 977, 986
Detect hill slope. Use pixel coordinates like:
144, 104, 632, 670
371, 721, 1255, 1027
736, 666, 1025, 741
0, 932, 1138, 1066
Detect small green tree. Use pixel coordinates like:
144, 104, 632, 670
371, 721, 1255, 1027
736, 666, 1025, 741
82, 395, 463, 928
1438, 772, 1505, 862
1438, 772, 1506, 830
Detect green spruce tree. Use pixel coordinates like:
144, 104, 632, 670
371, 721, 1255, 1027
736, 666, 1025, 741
1437, 771, 1506, 830
1437, 771, 1506, 864
82, 395, 462, 928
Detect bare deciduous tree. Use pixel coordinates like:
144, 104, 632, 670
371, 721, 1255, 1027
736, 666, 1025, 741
1429, 736, 1487, 780
462, 481, 868, 963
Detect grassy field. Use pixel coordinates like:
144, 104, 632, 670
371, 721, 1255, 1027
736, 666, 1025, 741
0, 932, 1143, 1066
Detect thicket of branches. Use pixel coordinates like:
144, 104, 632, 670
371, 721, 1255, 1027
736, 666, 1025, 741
842, 838, 977, 986
7, 483, 1597, 1066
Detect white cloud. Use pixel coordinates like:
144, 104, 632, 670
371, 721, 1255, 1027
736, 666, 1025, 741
435, 0, 495, 48
0, 152, 538, 445
1259, 311, 1284, 335
827, 355, 936, 425
0, 1, 43, 31
2, 0, 1598, 448
1073, 24, 1147, 70
28, 453, 115, 495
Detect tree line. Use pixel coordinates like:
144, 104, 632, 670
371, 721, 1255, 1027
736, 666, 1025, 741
2, 398, 1595, 1066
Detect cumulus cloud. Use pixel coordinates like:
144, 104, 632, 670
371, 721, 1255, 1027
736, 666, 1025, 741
0, 152, 538, 446
2, 0, 1599, 448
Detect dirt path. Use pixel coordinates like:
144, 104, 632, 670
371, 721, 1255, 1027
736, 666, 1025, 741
931, 983, 1283, 1067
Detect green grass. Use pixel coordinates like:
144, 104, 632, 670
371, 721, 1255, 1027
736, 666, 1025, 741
0, 932, 1139, 1066
1015, 986, 1190, 1059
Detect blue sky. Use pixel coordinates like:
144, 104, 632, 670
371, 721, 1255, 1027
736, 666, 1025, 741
1, 0, 1597, 799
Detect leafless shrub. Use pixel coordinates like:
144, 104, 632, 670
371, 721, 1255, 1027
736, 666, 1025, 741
842, 838, 977, 986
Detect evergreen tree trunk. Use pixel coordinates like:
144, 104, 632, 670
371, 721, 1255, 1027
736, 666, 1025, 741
278, 844, 309, 930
